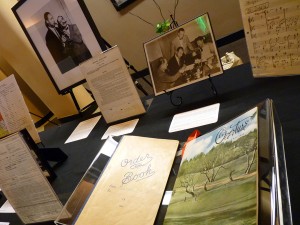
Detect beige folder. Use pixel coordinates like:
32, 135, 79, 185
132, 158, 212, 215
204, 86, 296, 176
74, 135, 179, 225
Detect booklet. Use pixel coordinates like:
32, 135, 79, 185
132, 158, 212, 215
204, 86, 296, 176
164, 107, 258, 225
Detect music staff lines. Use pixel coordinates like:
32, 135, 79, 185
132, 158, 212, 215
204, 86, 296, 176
252, 53, 300, 69
253, 33, 300, 53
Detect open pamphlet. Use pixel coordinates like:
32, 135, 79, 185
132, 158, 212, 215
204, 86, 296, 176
163, 100, 292, 225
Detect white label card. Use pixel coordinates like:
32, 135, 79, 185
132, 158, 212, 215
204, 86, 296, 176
169, 103, 220, 133
65, 116, 101, 144
101, 119, 139, 140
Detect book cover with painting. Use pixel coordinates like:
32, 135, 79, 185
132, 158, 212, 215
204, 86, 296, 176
164, 107, 258, 225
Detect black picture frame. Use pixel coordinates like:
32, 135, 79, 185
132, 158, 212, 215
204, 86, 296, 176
12, 0, 107, 95
110, 0, 136, 11
144, 13, 223, 96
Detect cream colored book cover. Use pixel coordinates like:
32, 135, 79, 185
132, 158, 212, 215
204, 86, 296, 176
74, 135, 179, 225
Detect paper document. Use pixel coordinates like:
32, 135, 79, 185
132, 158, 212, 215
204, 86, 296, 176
169, 103, 220, 132
0, 132, 62, 224
101, 119, 139, 140
65, 116, 101, 144
239, 0, 300, 76
0, 201, 15, 214
81, 46, 145, 123
0, 75, 40, 143
74, 135, 178, 225
0, 223, 9, 225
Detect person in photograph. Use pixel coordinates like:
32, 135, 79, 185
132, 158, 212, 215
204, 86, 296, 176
57, 15, 92, 66
167, 47, 186, 75
170, 28, 194, 56
155, 57, 184, 92
193, 36, 216, 67
44, 12, 68, 64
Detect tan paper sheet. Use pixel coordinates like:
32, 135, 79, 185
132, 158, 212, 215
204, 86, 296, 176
74, 135, 178, 225
240, 0, 300, 77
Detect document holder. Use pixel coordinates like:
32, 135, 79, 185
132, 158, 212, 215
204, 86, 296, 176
54, 137, 118, 225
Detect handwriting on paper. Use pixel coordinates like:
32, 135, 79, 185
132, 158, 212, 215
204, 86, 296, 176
121, 154, 155, 185
240, 0, 300, 75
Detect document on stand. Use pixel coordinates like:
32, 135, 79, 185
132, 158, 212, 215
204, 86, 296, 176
80, 46, 146, 123
0, 132, 62, 224
74, 136, 179, 225
239, 0, 300, 76
0, 75, 40, 143
65, 116, 101, 144
101, 119, 139, 140
169, 103, 220, 132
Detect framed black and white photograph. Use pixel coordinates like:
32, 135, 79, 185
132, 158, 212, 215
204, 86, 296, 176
144, 13, 223, 95
12, 0, 107, 94
111, 0, 136, 11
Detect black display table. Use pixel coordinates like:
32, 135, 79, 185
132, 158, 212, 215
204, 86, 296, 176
1, 63, 299, 224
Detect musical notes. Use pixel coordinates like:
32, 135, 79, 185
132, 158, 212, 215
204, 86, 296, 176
240, 0, 300, 76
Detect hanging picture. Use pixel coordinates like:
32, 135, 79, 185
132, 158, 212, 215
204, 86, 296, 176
110, 0, 136, 11
144, 13, 223, 95
12, 0, 107, 94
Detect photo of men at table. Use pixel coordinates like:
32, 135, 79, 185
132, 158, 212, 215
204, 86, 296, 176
146, 19, 222, 95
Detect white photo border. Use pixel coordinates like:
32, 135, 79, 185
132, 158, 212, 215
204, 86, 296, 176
12, 0, 107, 94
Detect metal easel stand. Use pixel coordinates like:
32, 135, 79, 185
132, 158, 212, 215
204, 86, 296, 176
207, 74, 219, 98
164, 90, 183, 106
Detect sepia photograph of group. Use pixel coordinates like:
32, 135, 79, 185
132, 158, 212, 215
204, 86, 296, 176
144, 13, 223, 95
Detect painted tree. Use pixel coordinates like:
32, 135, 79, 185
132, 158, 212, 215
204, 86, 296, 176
180, 174, 197, 201
244, 137, 258, 174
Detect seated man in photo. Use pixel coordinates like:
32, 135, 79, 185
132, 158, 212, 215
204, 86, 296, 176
155, 57, 184, 92
167, 47, 186, 76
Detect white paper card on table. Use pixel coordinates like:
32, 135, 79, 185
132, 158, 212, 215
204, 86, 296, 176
80, 46, 145, 123
162, 191, 173, 206
65, 116, 101, 144
0, 223, 9, 225
101, 119, 139, 140
0, 201, 15, 214
169, 103, 220, 133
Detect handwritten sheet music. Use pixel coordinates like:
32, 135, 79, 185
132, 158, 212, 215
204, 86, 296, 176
0, 75, 40, 143
0, 132, 62, 224
240, 0, 300, 76
74, 136, 179, 225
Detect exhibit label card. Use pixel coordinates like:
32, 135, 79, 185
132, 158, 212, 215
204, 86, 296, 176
74, 135, 179, 225
0, 75, 40, 143
65, 115, 101, 144
101, 118, 139, 140
239, 0, 300, 77
80, 46, 146, 123
169, 103, 220, 133
0, 132, 62, 224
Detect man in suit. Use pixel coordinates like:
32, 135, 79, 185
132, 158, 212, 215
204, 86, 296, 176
170, 28, 194, 57
167, 46, 186, 76
57, 16, 92, 66
44, 12, 68, 65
